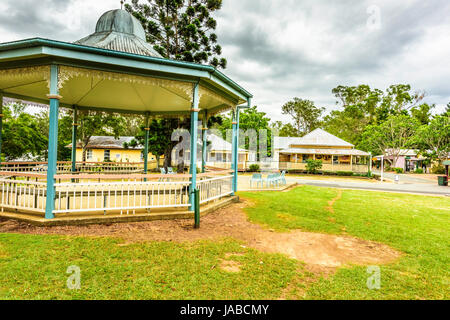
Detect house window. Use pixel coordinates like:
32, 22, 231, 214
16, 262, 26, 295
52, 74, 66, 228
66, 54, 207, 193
333, 156, 339, 164
104, 150, 111, 161
87, 149, 93, 160
216, 153, 222, 162
115, 154, 121, 161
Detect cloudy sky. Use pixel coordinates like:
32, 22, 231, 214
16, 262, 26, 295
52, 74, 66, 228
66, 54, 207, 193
0, 0, 449, 122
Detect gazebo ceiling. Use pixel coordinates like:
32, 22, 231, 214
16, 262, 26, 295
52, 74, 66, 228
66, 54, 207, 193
0, 10, 251, 115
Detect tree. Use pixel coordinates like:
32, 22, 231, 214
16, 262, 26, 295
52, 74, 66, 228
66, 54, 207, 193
281, 98, 324, 136
77, 111, 126, 162
411, 103, 434, 125
35, 109, 74, 161
1, 103, 48, 161
415, 115, 450, 163
125, 0, 227, 68
323, 84, 425, 146
359, 114, 419, 167
270, 121, 300, 137
218, 106, 273, 160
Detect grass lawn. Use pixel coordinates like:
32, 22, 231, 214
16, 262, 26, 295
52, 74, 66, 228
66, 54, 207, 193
240, 186, 450, 300
0, 185, 448, 300
0, 236, 298, 300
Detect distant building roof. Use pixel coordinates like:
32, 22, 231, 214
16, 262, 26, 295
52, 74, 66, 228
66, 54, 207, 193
296, 129, 354, 147
274, 129, 354, 149
273, 137, 304, 150
68, 136, 139, 150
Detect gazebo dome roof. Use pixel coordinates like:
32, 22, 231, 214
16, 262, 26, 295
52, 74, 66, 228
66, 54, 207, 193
75, 9, 162, 58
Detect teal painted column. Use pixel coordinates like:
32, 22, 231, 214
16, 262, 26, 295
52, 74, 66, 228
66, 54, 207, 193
189, 83, 200, 211
202, 111, 208, 173
143, 113, 150, 174
231, 110, 238, 194
71, 107, 78, 173
0, 92, 3, 168
233, 108, 241, 193
45, 65, 60, 220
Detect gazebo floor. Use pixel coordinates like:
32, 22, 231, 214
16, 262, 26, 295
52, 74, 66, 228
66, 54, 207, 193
0, 196, 239, 227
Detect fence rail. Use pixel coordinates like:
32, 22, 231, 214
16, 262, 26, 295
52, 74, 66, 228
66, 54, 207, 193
0, 178, 47, 213
53, 180, 191, 214
197, 175, 233, 204
0, 169, 235, 216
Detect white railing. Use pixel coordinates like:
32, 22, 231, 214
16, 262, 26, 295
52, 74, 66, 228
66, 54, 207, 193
53, 180, 191, 215
0, 178, 47, 213
0, 170, 235, 216
197, 175, 233, 204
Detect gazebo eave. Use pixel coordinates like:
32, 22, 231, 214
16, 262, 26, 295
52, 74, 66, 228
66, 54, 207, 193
0, 37, 252, 106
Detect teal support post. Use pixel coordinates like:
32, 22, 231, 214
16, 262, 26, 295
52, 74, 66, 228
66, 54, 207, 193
231, 110, 238, 194
202, 111, 208, 173
0, 92, 3, 168
45, 65, 60, 220
234, 108, 241, 193
189, 83, 200, 211
71, 107, 78, 173
143, 113, 150, 174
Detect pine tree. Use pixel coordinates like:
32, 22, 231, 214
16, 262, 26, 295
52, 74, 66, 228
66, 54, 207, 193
125, 0, 227, 68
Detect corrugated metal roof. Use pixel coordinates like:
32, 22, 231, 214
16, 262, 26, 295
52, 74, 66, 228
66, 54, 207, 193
68, 136, 140, 150
75, 9, 162, 58
274, 129, 354, 149
273, 137, 304, 150
280, 148, 370, 156
295, 128, 354, 147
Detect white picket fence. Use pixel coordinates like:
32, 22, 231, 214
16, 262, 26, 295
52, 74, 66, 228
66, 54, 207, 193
0, 173, 235, 216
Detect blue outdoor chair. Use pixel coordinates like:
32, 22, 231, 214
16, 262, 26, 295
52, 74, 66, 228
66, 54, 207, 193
250, 174, 263, 188
280, 171, 287, 185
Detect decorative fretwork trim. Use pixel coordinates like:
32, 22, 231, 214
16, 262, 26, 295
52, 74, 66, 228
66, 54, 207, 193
198, 85, 236, 110
0, 66, 51, 89
58, 66, 193, 103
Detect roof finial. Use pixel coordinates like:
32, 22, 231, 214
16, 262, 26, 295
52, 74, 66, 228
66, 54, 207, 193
120, 0, 124, 10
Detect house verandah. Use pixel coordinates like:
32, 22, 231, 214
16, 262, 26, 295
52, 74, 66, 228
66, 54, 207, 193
274, 129, 371, 174
0, 9, 252, 224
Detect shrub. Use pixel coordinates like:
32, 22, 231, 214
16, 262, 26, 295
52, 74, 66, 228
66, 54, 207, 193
336, 171, 354, 176
414, 168, 424, 174
393, 167, 404, 174
249, 164, 260, 173
306, 159, 323, 174
432, 165, 445, 174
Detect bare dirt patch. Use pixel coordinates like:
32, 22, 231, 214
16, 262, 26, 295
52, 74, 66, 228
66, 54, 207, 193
219, 259, 242, 273
0, 200, 401, 270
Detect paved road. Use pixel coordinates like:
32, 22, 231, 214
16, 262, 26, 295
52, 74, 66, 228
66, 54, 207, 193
372, 171, 435, 184
286, 177, 449, 196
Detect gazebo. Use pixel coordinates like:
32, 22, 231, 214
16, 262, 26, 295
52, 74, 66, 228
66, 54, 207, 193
0, 9, 252, 223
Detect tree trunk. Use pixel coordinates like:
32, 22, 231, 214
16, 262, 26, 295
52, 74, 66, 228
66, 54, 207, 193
163, 147, 172, 172
156, 155, 160, 170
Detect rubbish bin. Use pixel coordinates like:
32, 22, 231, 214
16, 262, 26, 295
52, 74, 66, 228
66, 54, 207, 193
438, 176, 448, 186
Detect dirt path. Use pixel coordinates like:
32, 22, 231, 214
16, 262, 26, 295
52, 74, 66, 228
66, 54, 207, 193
0, 200, 401, 272
326, 190, 343, 214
